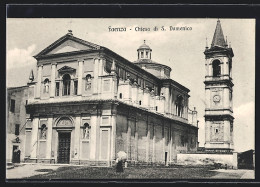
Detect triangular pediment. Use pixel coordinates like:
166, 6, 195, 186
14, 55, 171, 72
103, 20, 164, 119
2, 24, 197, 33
47, 39, 92, 55
34, 33, 101, 58
58, 65, 76, 73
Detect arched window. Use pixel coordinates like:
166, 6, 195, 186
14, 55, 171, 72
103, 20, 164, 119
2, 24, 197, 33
212, 60, 221, 77
85, 74, 92, 91
63, 74, 71, 96
83, 123, 90, 139
40, 124, 47, 139
119, 93, 122, 99
44, 79, 49, 93
139, 100, 142, 105
176, 95, 184, 117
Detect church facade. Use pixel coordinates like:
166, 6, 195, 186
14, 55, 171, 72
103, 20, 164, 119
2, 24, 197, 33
22, 30, 198, 166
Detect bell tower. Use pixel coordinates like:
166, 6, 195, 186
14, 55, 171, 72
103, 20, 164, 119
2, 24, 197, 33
204, 20, 234, 152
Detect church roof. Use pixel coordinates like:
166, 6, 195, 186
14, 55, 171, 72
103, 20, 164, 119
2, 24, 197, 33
34, 31, 101, 59
211, 20, 227, 48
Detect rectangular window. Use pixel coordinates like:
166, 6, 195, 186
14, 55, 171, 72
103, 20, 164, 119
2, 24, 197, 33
74, 80, 78, 95
146, 51, 148, 58
10, 99, 15, 113
15, 124, 20, 136
55, 82, 60, 96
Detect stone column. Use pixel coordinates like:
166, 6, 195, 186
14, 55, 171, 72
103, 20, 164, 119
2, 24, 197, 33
74, 116, 81, 160
209, 62, 213, 77
132, 81, 138, 106
50, 63, 56, 98
46, 117, 53, 159
221, 62, 224, 76
223, 121, 230, 142
90, 115, 98, 160
205, 88, 210, 109
164, 86, 170, 114
223, 88, 229, 108
225, 60, 229, 75
162, 122, 165, 162
135, 119, 138, 161
205, 121, 211, 145
111, 113, 116, 162
169, 125, 172, 164
152, 125, 155, 162
143, 86, 150, 109
93, 58, 99, 94
126, 118, 131, 160
59, 80, 62, 96
30, 117, 39, 158
36, 65, 43, 99
98, 59, 103, 95
205, 61, 209, 77
159, 96, 165, 114
77, 60, 83, 96
123, 79, 132, 104
146, 117, 150, 163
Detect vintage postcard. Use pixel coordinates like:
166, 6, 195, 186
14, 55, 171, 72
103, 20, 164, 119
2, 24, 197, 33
6, 17, 255, 180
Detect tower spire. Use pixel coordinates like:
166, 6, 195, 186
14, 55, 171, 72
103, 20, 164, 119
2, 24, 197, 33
29, 69, 34, 82
211, 19, 226, 48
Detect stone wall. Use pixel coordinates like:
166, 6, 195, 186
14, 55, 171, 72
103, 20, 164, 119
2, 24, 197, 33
116, 103, 198, 165
177, 153, 238, 169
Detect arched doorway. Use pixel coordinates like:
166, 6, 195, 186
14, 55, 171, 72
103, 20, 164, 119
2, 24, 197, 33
56, 117, 73, 164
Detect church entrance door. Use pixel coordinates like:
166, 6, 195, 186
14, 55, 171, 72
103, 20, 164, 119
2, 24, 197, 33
58, 132, 71, 164
12, 145, 20, 163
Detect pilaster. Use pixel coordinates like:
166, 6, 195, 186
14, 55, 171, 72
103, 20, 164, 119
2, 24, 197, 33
46, 117, 53, 159
30, 117, 39, 158
36, 65, 43, 99
93, 58, 99, 94
50, 63, 57, 98
77, 60, 83, 96
74, 116, 81, 159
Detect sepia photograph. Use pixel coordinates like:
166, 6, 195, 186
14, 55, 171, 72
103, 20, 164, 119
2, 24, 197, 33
6, 17, 255, 180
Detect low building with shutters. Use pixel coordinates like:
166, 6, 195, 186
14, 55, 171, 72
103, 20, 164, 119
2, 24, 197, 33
7, 86, 29, 163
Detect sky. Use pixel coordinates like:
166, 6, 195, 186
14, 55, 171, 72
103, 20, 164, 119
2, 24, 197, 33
6, 18, 255, 152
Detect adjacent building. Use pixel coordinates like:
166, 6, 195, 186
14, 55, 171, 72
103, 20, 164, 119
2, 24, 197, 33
7, 86, 29, 163
7, 30, 198, 166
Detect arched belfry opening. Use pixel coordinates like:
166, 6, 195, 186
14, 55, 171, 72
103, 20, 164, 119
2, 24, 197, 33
212, 59, 221, 77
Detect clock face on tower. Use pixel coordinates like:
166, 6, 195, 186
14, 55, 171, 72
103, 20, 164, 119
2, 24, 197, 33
213, 95, 221, 102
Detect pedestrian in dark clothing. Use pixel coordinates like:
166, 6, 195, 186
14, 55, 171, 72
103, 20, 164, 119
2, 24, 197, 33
116, 158, 124, 172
